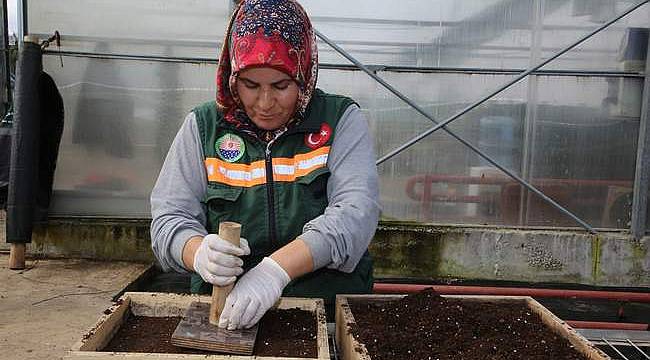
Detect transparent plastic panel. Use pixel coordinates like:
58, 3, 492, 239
28, 0, 649, 70
37, 10, 644, 227
357, 71, 641, 228
522, 76, 640, 229
347, 71, 529, 224
540, 1, 650, 72
371, 71, 525, 159
44, 55, 217, 217
418, 0, 538, 69
27, 0, 231, 58
305, 0, 649, 71
306, 0, 534, 68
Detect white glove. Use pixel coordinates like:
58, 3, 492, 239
218, 257, 291, 330
193, 234, 251, 286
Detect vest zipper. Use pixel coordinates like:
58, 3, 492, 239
265, 141, 277, 248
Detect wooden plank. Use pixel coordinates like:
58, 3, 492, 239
126, 292, 206, 317
335, 296, 372, 360
335, 294, 611, 360
67, 352, 254, 360
72, 297, 131, 352
68, 292, 328, 360
311, 298, 330, 360
70, 350, 320, 360
171, 301, 257, 355
526, 298, 610, 360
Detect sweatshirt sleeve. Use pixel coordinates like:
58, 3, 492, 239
150, 112, 209, 273
300, 105, 381, 272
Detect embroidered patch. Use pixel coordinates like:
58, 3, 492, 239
305, 123, 332, 150
216, 133, 246, 163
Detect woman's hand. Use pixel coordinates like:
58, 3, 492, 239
218, 257, 291, 329
191, 234, 250, 286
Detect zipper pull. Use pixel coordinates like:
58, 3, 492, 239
265, 140, 274, 158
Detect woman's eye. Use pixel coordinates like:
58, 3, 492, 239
273, 82, 290, 90
243, 81, 258, 89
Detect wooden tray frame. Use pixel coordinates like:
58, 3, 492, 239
335, 294, 610, 360
67, 292, 329, 360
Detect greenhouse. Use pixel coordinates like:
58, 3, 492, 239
1, 1, 649, 359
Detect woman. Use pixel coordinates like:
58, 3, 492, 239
150, 0, 380, 330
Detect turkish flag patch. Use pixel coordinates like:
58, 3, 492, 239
305, 123, 332, 149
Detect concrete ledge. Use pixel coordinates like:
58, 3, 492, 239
30, 217, 154, 263
3, 216, 649, 288
373, 223, 650, 288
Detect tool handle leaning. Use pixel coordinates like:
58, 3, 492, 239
209, 222, 242, 325
9, 243, 26, 270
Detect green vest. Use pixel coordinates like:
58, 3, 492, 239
190, 89, 373, 312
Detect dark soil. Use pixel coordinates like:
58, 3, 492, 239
103, 316, 206, 355
347, 289, 590, 360
256, 308, 317, 358
103, 308, 317, 357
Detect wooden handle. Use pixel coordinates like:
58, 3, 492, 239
9, 243, 26, 270
209, 222, 242, 325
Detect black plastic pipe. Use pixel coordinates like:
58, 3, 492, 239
6, 39, 42, 244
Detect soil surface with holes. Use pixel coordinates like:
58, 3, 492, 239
347, 289, 590, 360
103, 308, 317, 357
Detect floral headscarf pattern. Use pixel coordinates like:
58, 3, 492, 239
216, 0, 319, 141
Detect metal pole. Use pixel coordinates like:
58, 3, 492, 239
602, 338, 630, 360
38, 49, 645, 80
376, 0, 649, 166
16, 0, 24, 45
42, 50, 221, 64
21, 0, 26, 35
631, 34, 650, 239
315, 32, 599, 232
519, 0, 545, 226
1, 0, 8, 115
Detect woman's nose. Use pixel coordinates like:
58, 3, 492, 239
257, 88, 275, 111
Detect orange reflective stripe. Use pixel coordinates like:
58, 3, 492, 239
205, 146, 330, 187
204, 158, 267, 187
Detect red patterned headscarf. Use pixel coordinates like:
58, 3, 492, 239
216, 0, 318, 140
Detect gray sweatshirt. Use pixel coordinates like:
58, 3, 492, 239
150, 104, 380, 274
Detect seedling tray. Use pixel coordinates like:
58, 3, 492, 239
67, 292, 329, 360
335, 294, 610, 360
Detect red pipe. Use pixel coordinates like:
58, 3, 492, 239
566, 321, 649, 331
373, 284, 650, 303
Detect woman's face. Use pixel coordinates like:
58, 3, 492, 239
236, 67, 299, 131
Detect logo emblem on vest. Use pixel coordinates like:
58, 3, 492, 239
216, 133, 245, 163
305, 123, 332, 150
